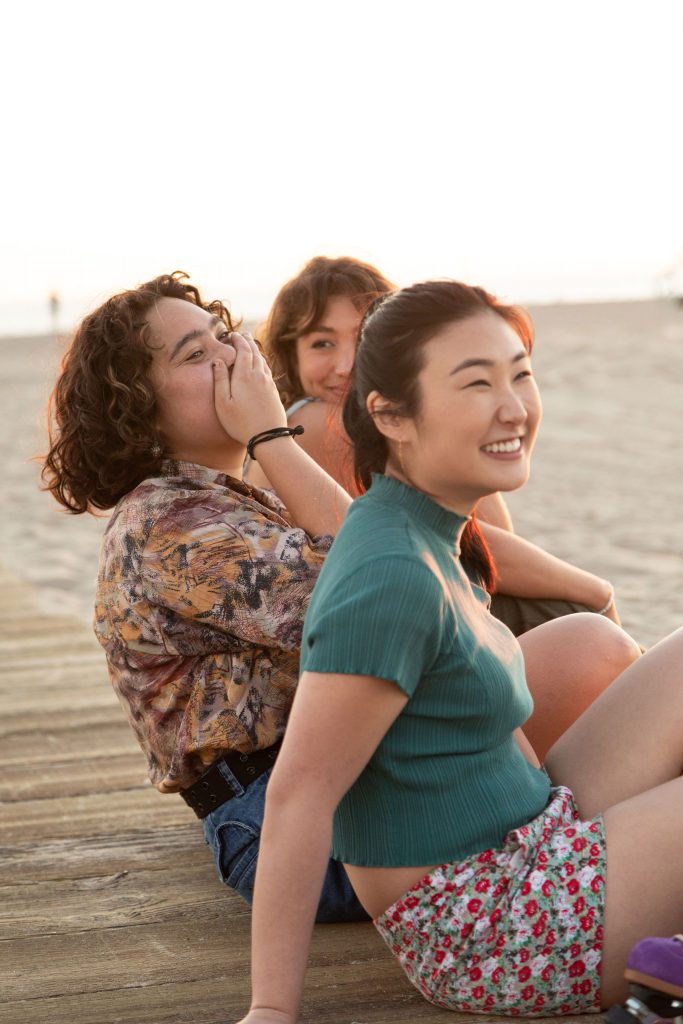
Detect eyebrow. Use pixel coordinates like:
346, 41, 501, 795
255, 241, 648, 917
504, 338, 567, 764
169, 316, 222, 361
450, 349, 529, 375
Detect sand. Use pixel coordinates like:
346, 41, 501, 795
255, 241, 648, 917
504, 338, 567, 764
1, 298, 681, 649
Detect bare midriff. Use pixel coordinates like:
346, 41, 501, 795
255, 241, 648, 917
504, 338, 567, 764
345, 862, 439, 920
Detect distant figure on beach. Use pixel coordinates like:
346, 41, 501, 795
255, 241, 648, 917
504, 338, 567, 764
48, 290, 60, 339
248, 256, 627, 641
237, 280, 683, 1023
41, 272, 637, 924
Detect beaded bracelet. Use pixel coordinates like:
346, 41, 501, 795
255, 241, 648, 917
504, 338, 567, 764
595, 584, 615, 616
247, 425, 304, 461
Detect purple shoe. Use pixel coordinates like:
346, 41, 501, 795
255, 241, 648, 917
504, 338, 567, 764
625, 935, 683, 999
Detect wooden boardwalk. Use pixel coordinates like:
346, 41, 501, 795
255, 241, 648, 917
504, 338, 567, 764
0, 561, 601, 1024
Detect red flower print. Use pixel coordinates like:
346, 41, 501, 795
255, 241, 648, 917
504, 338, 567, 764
469, 967, 482, 981
581, 915, 595, 932
591, 875, 605, 893
442, 935, 452, 949
534, 994, 546, 1007
546, 929, 556, 946
579, 979, 593, 995
467, 898, 482, 914
574, 896, 586, 914
524, 899, 539, 917
496, 934, 506, 948
472, 986, 485, 1000
541, 964, 555, 982
492, 967, 504, 984
532, 918, 546, 938
537, 851, 548, 866
477, 850, 493, 863
572, 836, 587, 851
570, 943, 582, 958
470, 954, 480, 965
518, 966, 531, 982
569, 959, 586, 977
485, 995, 495, 1008
566, 878, 580, 895
489, 908, 502, 924
564, 862, 575, 876
475, 879, 490, 893
519, 948, 530, 964
461, 923, 473, 939
404, 896, 419, 909
564, 827, 577, 838
542, 879, 554, 897
492, 882, 507, 897
590, 842, 601, 857
521, 985, 535, 1000
434, 949, 446, 964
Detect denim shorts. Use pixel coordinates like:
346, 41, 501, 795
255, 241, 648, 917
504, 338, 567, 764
201, 760, 369, 923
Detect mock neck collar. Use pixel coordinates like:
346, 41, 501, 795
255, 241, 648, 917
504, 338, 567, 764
368, 473, 470, 547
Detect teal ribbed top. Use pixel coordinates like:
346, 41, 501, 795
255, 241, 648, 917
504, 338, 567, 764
300, 474, 551, 867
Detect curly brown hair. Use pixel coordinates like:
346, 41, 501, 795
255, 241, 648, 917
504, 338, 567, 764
261, 256, 395, 407
42, 271, 237, 514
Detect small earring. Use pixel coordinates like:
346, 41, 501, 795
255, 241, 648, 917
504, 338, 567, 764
398, 439, 406, 474
151, 441, 162, 459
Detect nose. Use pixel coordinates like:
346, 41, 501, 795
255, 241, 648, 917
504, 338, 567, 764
498, 386, 528, 425
335, 341, 356, 378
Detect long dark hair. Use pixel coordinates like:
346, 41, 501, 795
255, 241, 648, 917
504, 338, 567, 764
42, 271, 237, 514
342, 280, 535, 591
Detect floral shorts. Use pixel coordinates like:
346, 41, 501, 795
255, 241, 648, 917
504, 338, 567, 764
374, 787, 606, 1017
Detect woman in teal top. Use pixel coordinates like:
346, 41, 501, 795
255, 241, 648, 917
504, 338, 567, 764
236, 281, 683, 1023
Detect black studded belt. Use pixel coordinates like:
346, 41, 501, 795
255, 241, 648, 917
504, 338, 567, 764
179, 741, 281, 819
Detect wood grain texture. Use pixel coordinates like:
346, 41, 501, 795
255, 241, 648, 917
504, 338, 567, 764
0, 561, 604, 1024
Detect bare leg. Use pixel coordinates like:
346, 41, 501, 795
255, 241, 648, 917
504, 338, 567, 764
543, 629, 683, 1006
519, 613, 641, 760
599, 778, 683, 1005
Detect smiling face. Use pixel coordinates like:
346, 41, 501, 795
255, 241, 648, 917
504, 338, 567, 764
295, 295, 361, 403
146, 297, 242, 470
376, 311, 542, 513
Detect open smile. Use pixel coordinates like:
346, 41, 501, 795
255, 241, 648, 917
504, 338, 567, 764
481, 437, 524, 456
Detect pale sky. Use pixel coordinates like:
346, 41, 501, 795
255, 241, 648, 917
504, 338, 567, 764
2, 0, 683, 333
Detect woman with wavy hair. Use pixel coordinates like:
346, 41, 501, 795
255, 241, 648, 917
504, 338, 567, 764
42, 271, 366, 922
249, 256, 640, 757
237, 280, 683, 1023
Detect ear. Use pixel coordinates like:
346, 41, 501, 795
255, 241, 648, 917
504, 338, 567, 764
366, 390, 406, 442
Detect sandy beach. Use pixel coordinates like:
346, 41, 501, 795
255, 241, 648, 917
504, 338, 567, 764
1, 297, 682, 649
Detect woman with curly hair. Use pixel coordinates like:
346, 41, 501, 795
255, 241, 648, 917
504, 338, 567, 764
42, 271, 366, 921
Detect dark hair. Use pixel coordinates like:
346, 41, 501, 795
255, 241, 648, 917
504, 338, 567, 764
42, 271, 237, 514
342, 280, 535, 591
262, 256, 395, 407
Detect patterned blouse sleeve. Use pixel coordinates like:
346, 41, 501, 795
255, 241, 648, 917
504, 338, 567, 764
140, 495, 332, 652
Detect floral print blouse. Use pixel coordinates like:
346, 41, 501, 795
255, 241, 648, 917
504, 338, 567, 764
94, 460, 331, 792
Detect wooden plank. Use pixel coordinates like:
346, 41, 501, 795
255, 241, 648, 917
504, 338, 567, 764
0, 787, 195, 843
0, 827, 207, 884
1, 719, 137, 764
0, 752, 150, 801
0, 861, 236, 939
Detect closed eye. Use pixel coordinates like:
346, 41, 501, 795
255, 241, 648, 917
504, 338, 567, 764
515, 369, 533, 381
464, 378, 491, 388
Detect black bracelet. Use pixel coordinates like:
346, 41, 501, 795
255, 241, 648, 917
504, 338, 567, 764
247, 425, 305, 461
